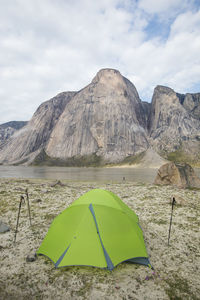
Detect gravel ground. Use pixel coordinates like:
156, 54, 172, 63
0, 178, 200, 300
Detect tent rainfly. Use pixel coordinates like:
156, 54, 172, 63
37, 189, 152, 270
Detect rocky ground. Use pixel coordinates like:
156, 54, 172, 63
0, 178, 200, 300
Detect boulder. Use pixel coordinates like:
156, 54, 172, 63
0, 220, 10, 233
154, 162, 200, 188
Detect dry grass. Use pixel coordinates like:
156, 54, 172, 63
0, 178, 200, 299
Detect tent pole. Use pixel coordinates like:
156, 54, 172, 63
14, 196, 24, 244
25, 188, 32, 226
168, 197, 176, 246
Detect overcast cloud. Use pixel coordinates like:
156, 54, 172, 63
0, 0, 200, 123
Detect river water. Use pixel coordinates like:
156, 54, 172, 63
0, 166, 158, 183
0, 166, 199, 184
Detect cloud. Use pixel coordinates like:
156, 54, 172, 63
138, 0, 196, 18
0, 0, 200, 123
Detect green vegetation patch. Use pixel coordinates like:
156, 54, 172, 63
13, 157, 29, 166
186, 186, 200, 191
120, 152, 145, 165
166, 148, 200, 166
151, 218, 167, 225
108, 152, 145, 167
165, 274, 199, 300
44, 213, 57, 222
0, 190, 7, 194
33, 149, 148, 167
32, 149, 104, 167
167, 150, 193, 163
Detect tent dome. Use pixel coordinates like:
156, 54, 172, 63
37, 189, 151, 270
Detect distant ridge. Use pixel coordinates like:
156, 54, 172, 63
0, 121, 27, 130
0, 121, 28, 148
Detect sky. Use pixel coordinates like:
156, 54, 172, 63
0, 0, 200, 123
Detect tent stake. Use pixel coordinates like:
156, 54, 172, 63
14, 196, 24, 244
25, 188, 32, 226
168, 197, 176, 246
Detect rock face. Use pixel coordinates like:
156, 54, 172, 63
0, 121, 27, 148
149, 86, 200, 163
46, 69, 149, 163
0, 92, 75, 164
154, 162, 200, 188
141, 101, 151, 129
0, 69, 199, 166
182, 93, 200, 120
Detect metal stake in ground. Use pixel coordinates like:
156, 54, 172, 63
168, 197, 176, 246
14, 195, 24, 244
25, 188, 32, 226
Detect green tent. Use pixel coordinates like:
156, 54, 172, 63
37, 189, 152, 270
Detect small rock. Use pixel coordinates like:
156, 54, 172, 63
32, 198, 42, 203
50, 180, 65, 187
41, 189, 48, 194
0, 220, 10, 233
171, 195, 187, 206
26, 253, 37, 262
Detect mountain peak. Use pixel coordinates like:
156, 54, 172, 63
154, 85, 175, 95
95, 68, 120, 76
92, 68, 122, 84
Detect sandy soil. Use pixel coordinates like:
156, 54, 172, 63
0, 178, 200, 300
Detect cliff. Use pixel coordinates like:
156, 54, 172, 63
149, 86, 200, 164
45, 69, 149, 164
0, 69, 199, 166
0, 92, 75, 164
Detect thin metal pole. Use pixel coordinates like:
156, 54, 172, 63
168, 197, 176, 246
25, 188, 32, 226
14, 196, 24, 244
